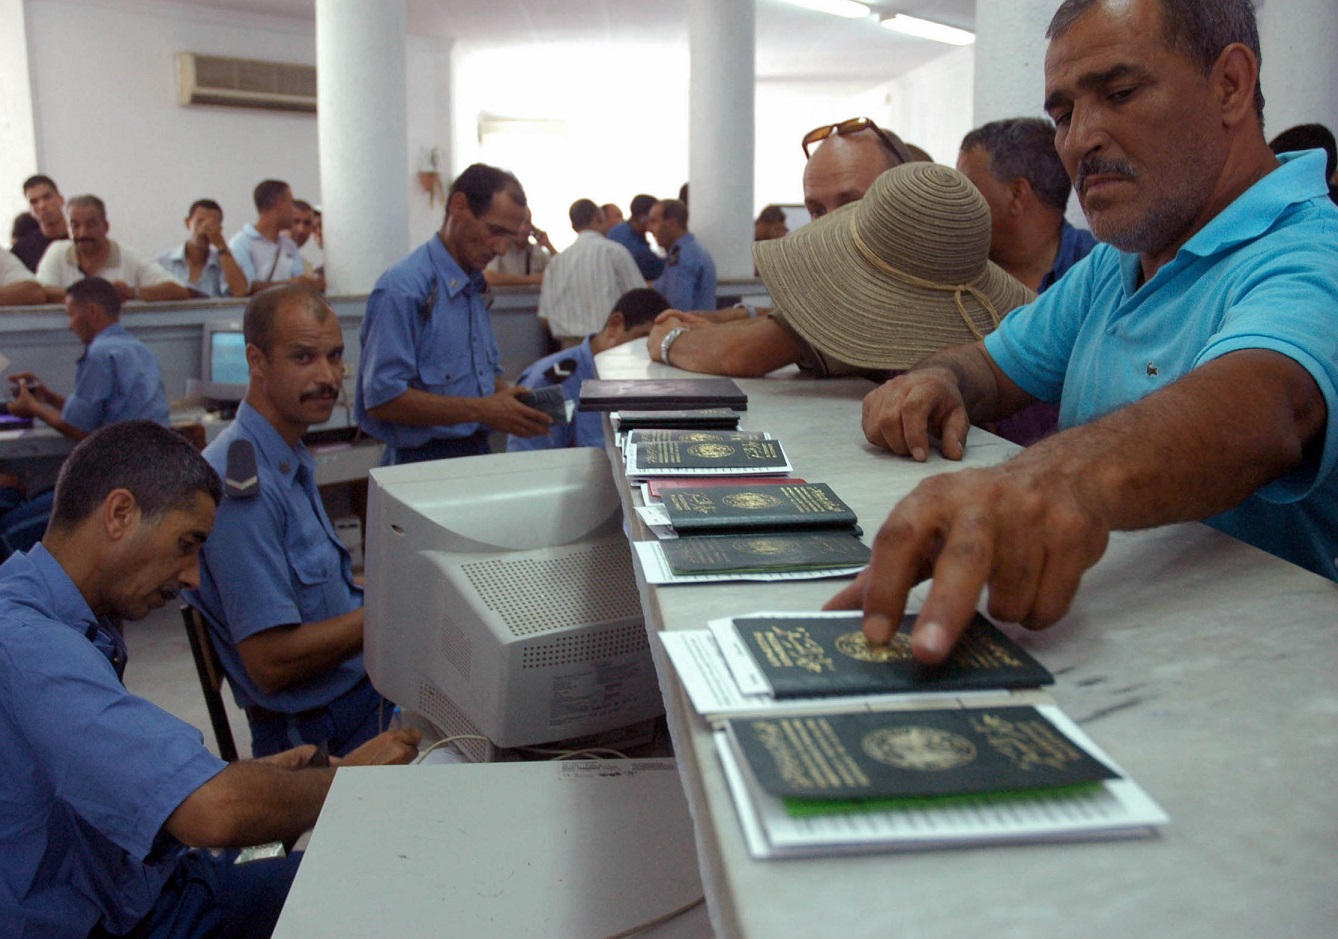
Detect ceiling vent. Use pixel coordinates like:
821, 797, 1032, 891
176, 53, 316, 114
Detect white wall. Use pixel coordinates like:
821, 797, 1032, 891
1257, 0, 1338, 141
0, 0, 38, 235
450, 40, 691, 252
27, 0, 322, 257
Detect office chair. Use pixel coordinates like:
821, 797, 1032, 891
180, 603, 239, 761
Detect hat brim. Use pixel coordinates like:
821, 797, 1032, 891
754, 202, 1036, 372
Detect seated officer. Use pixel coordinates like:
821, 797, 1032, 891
8, 276, 171, 440
507, 287, 670, 452
0, 421, 418, 938
188, 284, 388, 758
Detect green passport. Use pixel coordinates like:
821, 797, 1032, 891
731, 612, 1053, 698
625, 429, 768, 446
663, 482, 857, 533
728, 706, 1117, 805
660, 531, 870, 574
634, 439, 788, 471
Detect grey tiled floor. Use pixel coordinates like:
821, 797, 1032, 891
123, 602, 254, 759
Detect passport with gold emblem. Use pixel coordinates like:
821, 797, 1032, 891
662, 482, 857, 534
628, 439, 791, 476
725, 706, 1118, 809
731, 612, 1052, 698
660, 531, 870, 575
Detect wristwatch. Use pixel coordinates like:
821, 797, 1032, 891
659, 326, 689, 365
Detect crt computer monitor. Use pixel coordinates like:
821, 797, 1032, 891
191, 320, 248, 402
363, 447, 663, 761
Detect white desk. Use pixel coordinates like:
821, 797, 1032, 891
595, 342, 1338, 939
274, 760, 711, 939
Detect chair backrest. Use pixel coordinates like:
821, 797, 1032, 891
180, 603, 239, 761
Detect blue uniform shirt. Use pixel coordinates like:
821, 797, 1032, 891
62, 323, 171, 433
0, 544, 226, 937
507, 336, 601, 452
356, 235, 503, 449
607, 221, 665, 280
985, 149, 1338, 580
188, 402, 365, 714
653, 232, 717, 311
157, 243, 233, 298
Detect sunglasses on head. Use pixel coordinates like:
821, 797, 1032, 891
802, 117, 908, 162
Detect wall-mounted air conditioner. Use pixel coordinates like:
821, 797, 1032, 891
176, 53, 316, 114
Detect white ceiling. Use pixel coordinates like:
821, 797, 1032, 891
169, 0, 977, 85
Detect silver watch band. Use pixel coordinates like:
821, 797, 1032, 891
659, 326, 689, 365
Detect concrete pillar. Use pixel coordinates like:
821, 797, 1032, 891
1257, 0, 1338, 140
315, 0, 410, 294
687, 0, 755, 283
972, 0, 1057, 124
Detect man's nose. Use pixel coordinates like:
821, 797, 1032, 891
179, 555, 202, 591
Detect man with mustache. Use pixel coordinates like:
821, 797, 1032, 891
837, 0, 1338, 663
0, 421, 419, 938
35, 194, 191, 304
187, 284, 392, 758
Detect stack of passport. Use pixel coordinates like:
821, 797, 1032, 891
656, 482, 870, 576
655, 610, 1170, 857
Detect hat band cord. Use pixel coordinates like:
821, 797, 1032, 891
850, 228, 1002, 340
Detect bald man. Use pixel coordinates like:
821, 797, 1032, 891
646, 122, 906, 379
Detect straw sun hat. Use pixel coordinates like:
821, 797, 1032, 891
754, 162, 1036, 371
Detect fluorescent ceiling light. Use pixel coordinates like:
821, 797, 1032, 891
880, 13, 975, 45
780, 0, 871, 19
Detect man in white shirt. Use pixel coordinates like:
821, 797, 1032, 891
35, 195, 191, 304
0, 249, 44, 306
228, 180, 324, 295
537, 199, 645, 348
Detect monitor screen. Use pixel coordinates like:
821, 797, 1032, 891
209, 330, 249, 386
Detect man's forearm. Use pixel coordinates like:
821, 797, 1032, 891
166, 761, 334, 848
910, 341, 1027, 425
0, 282, 46, 306
138, 282, 194, 302
219, 254, 249, 298
237, 608, 365, 695
29, 400, 85, 440
655, 318, 801, 377
1011, 349, 1324, 531
367, 387, 482, 427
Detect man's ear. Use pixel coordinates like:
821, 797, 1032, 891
604, 311, 627, 337
447, 190, 470, 220
1213, 42, 1259, 128
245, 342, 266, 381
1009, 177, 1031, 213
103, 488, 141, 543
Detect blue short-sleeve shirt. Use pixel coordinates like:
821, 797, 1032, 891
157, 243, 233, 298
507, 336, 600, 452
0, 545, 226, 937
653, 232, 717, 311
984, 150, 1338, 579
607, 221, 665, 280
355, 236, 503, 449
187, 403, 365, 714
62, 323, 171, 433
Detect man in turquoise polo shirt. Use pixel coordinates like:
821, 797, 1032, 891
834, 0, 1338, 663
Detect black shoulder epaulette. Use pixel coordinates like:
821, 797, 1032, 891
544, 357, 579, 385
224, 439, 260, 500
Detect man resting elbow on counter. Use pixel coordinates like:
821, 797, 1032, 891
827, 0, 1338, 664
